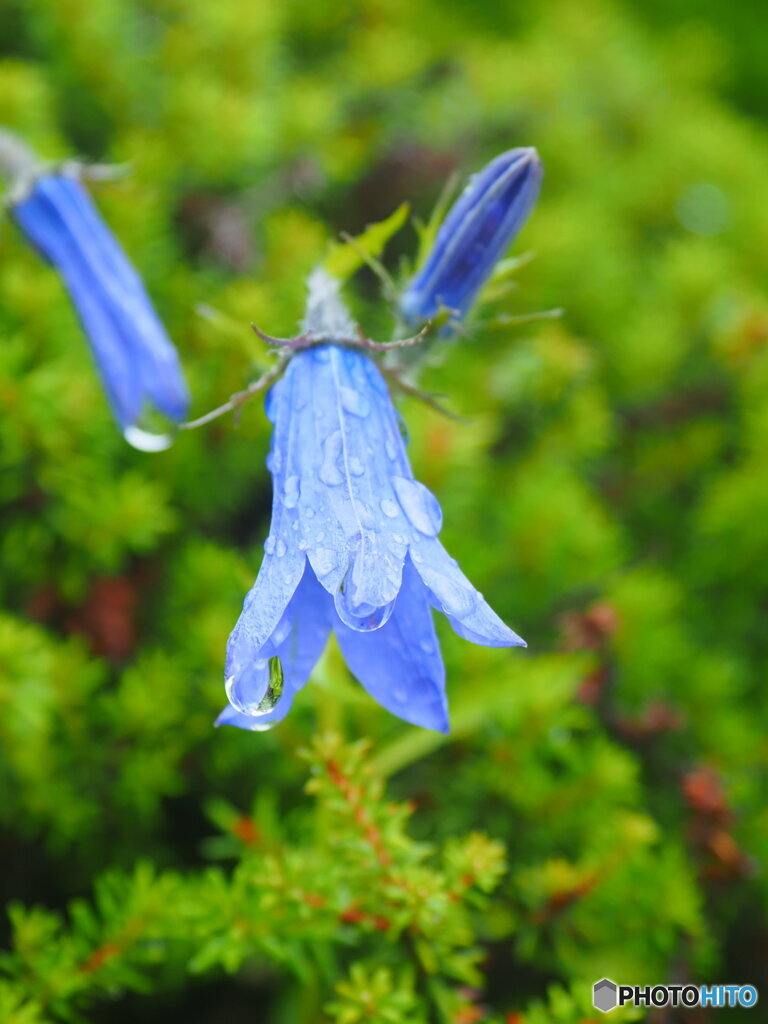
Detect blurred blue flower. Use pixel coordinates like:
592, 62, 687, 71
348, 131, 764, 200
218, 275, 525, 734
400, 147, 542, 329
1, 132, 188, 449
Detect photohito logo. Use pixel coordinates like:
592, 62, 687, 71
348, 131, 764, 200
592, 979, 758, 1013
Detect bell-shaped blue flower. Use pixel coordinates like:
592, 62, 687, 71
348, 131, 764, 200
400, 147, 542, 329
218, 274, 525, 734
1, 131, 188, 449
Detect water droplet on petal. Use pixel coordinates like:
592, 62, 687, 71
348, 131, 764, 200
264, 535, 276, 555
380, 497, 399, 518
385, 436, 397, 461
312, 546, 339, 579
319, 430, 345, 486
226, 655, 283, 716
275, 539, 286, 557
257, 656, 284, 712
348, 456, 364, 476
339, 386, 370, 418
284, 475, 300, 508
305, 507, 315, 518
334, 585, 395, 632
392, 477, 443, 536
123, 425, 174, 452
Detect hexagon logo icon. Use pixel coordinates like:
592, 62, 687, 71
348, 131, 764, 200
593, 978, 618, 1013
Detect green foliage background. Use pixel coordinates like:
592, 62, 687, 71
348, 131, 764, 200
1, 0, 767, 1021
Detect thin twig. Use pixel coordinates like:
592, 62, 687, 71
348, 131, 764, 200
354, 323, 431, 351
382, 366, 468, 422
251, 323, 313, 349
179, 353, 290, 430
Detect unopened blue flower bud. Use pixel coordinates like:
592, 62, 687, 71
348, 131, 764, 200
0, 130, 188, 450
400, 147, 542, 329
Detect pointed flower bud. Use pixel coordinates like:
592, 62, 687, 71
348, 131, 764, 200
0, 130, 188, 450
400, 147, 542, 329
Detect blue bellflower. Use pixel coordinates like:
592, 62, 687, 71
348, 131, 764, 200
219, 271, 524, 734
0, 130, 188, 450
400, 147, 542, 329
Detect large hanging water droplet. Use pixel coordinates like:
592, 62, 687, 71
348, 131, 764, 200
334, 585, 395, 632
226, 659, 268, 714
319, 429, 345, 486
392, 477, 443, 536
123, 425, 174, 452
339, 386, 370, 418
284, 475, 300, 508
225, 656, 284, 716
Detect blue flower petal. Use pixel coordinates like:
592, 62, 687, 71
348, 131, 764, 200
225, 357, 309, 708
334, 557, 449, 732
410, 536, 526, 648
276, 345, 414, 625
12, 174, 188, 430
220, 563, 333, 729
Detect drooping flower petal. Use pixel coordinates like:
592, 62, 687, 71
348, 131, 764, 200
409, 535, 526, 648
400, 147, 542, 328
334, 557, 449, 732
220, 564, 333, 726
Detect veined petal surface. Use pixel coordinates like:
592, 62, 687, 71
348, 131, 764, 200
334, 557, 449, 732
269, 345, 415, 625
